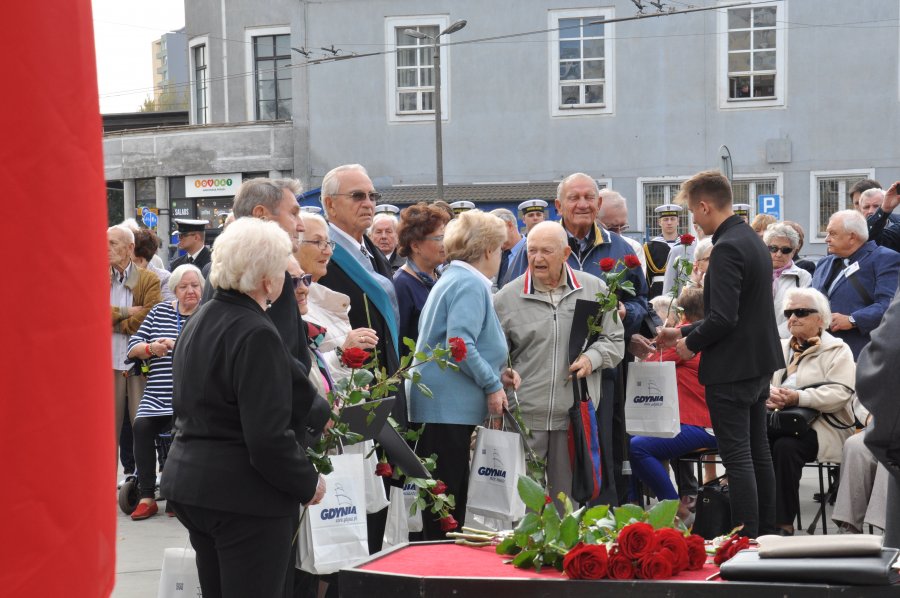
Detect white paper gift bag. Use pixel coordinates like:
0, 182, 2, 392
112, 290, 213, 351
402, 480, 423, 533
466, 426, 526, 520
298, 453, 369, 574
157, 547, 202, 598
382, 485, 410, 549
625, 361, 680, 438
343, 439, 390, 514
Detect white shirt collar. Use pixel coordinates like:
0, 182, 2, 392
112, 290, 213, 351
188, 247, 204, 260
329, 222, 364, 249
450, 260, 492, 292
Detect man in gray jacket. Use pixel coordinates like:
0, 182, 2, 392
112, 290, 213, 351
495, 221, 625, 505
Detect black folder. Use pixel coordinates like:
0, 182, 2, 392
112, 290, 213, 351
719, 548, 900, 586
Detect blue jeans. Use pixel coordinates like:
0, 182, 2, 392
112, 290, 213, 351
630, 425, 718, 501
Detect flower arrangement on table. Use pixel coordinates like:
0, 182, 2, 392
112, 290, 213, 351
306, 334, 468, 531
452, 476, 715, 580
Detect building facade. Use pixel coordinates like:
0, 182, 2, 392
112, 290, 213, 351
151, 28, 189, 109
104, 0, 900, 256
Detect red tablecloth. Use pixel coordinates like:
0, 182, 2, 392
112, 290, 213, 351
358, 543, 720, 582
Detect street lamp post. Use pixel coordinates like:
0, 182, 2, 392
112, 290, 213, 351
404, 20, 466, 201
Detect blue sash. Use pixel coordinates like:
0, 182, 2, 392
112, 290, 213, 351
330, 243, 399, 356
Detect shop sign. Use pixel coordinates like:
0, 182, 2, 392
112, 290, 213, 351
185, 173, 243, 197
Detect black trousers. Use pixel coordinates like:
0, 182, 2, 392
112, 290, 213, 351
769, 428, 818, 527
119, 411, 135, 473
415, 422, 475, 539
705, 376, 776, 538
169, 500, 293, 598
132, 415, 171, 499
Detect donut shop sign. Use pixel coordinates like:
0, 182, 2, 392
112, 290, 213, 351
185, 173, 243, 197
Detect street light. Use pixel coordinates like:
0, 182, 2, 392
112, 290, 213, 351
404, 19, 467, 201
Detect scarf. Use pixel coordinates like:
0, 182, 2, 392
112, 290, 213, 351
772, 261, 793, 297
786, 335, 820, 378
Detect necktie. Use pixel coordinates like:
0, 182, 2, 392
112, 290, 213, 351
187, 256, 194, 264
826, 258, 849, 296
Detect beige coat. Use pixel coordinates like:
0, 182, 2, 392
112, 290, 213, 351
771, 331, 856, 463
305, 282, 354, 383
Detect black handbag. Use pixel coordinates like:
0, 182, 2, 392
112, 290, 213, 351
767, 406, 819, 438
692, 474, 731, 540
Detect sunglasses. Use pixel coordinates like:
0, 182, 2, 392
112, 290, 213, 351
784, 308, 817, 319
334, 191, 382, 202
768, 245, 793, 255
291, 273, 313, 290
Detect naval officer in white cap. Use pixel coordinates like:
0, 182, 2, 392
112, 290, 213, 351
170, 218, 211, 270
643, 204, 683, 299
449, 200, 475, 216
518, 199, 548, 234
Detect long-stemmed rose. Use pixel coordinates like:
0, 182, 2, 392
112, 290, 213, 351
581, 255, 641, 355
562, 543, 609, 580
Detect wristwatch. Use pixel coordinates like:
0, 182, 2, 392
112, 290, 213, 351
848, 315, 857, 328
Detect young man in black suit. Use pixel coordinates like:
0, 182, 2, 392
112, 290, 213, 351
657, 170, 784, 538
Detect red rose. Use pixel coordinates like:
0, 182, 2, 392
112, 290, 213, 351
439, 515, 459, 532
599, 257, 616, 272
713, 534, 750, 566
617, 522, 657, 560
655, 528, 689, 573
448, 336, 467, 362
340, 346, 370, 369
431, 481, 448, 495
607, 551, 636, 580
685, 534, 708, 570
623, 254, 641, 269
374, 461, 393, 478
679, 233, 696, 246
544, 495, 552, 505
637, 549, 674, 580
562, 542, 609, 580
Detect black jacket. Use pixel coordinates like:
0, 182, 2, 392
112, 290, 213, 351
161, 289, 319, 515
170, 245, 211, 271
682, 215, 785, 385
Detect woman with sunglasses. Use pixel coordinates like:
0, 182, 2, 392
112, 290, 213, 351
393, 202, 451, 351
297, 212, 380, 382
764, 222, 812, 338
767, 287, 855, 536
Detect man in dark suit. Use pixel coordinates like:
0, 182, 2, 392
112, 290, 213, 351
317, 164, 401, 555
811, 209, 900, 359
169, 219, 211, 270
658, 170, 784, 538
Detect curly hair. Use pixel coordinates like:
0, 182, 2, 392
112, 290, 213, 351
396, 202, 451, 258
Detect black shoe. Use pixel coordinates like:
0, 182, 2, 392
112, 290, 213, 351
775, 527, 794, 536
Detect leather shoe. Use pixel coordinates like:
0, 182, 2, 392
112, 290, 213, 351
131, 501, 158, 521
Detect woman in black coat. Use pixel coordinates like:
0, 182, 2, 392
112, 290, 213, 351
161, 218, 325, 598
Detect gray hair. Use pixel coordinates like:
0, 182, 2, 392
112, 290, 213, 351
830, 209, 869, 241
443, 210, 507, 264
300, 212, 329, 232
860, 188, 885, 203
320, 164, 368, 212
556, 173, 599, 203
694, 237, 713, 262
209, 218, 292, 293
598, 189, 626, 215
783, 287, 832, 329
108, 224, 134, 244
490, 208, 517, 225
763, 222, 800, 249
371, 212, 398, 229
119, 218, 141, 232
527, 221, 568, 250
232, 178, 302, 219
169, 264, 205, 293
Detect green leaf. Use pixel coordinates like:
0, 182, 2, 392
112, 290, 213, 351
495, 536, 519, 555
559, 514, 580, 549
582, 505, 609, 527
647, 499, 680, 529
517, 475, 547, 513
416, 383, 434, 399
351, 368, 374, 388
613, 503, 645, 529
511, 549, 537, 568
414, 351, 428, 362
514, 512, 540, 536
542, 504, 561, 543
403, 336, 417, 353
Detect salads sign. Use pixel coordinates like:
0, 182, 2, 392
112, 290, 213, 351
185, 173, 242, 197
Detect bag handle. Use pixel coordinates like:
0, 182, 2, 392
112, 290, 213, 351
793, 380, 861, 429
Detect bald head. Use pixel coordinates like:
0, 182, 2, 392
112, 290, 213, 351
527, 221, 572, 288
528, 221, 567, 250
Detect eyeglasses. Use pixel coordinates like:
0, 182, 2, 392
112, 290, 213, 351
425, 235, 444, 242
783, 308, 817, 319
291, 273, 312, 290
301, 239, 336, 251
334, 191, 382, 202
606, 224, 630, 234
768, 245, 793, 255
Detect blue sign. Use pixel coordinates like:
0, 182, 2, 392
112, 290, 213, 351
758, 194, 781, 220
141, 208, 159, 229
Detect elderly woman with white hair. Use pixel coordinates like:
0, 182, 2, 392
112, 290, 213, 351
125, 264, 204, 520
408, 209, 521, 539
765, 222, 812, 338
160, 218, 324, 597
767, 287, 856, 535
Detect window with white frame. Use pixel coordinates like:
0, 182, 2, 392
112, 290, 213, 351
731, 177, 779, 215
384, 16, 450, 122
549, 8, 614, 116
640, 180, 692, 240
811, 170, 873, 239
718, 1, 785, 108
253, 33, 292, 120
192, 43, 208, 125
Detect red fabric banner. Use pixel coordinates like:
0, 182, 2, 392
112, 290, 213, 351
0, 2, 115, 596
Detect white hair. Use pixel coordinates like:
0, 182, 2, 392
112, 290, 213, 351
598, 189, 626, 210
371, 212, 398, 228
859, 188, 885, 203
320, 164, 369, 213
763, 222, 800, 249
527, 221, 568, 250
693, 238, 713, 262
831, 209, 869, 241
119, 218, 141, 232
169, 264, 204, 293
300, 212, 329, 232
783, 287, 832, 329
108, 224, 134, 244
209, 218, 292, 294
556, 173, 599, 203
